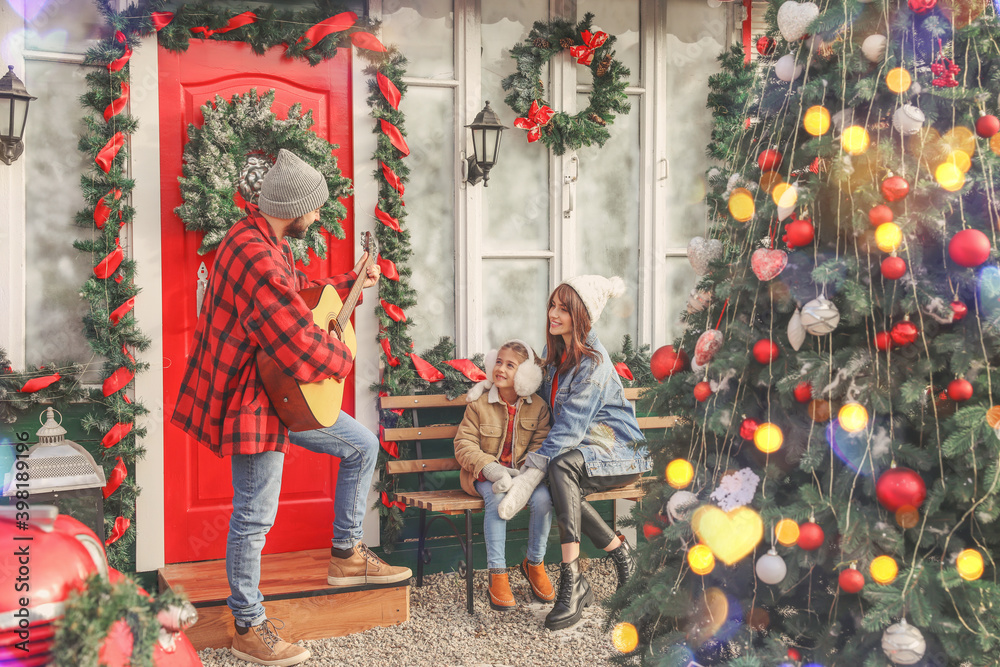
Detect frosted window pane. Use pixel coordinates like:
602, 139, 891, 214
24, 59, 99, 381
664, 258, 701, 342
382, 0, 454, 80
663, 0, 726, 247
400, 86, 456, 350
482, 259, 549, 354
481, 1, 549, 252
23, 1, 104, 54
578, 0, 640, 86
574, 93, 639, 348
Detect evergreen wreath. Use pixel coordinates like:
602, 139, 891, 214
502, 12, 631, 156
175, 88, 353, 262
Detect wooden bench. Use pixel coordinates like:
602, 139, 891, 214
380, 387, 674, 613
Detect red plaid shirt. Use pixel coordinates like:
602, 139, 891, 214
171, 208, 357, 457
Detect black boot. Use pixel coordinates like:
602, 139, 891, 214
544, 559, 593, 631
608, 536, 635, 590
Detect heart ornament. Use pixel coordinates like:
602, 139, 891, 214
751, 248, 788, 281
777, 1, 820, 42
691, 505, 764, 565
694, 329, 724, 366
688, 237, 723, 276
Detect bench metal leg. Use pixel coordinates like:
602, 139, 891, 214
416, 508, 427, 588
465, 509, 474, 614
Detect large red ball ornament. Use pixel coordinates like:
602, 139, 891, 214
881, 176, 910, 202
756, 35, 776, 56
951, 300, 968, 321
890, 320, 919, 346
948, 378, 974, 401
794, 381, 813, 403
875, 331, 894, 350
868, 204, 894, 226
651, 345, 688, 381
881, 256, 907, 280
797, 521, 825, 550
787, 649, 802, 662
908, 0, 936, 12
740, 418, 760, 440
876, 467, 926, 512
783, 218, 815, 249
643, 522, 663, 540
948, 229, 991, 268
753, 339, 780, 364
976, 114, 1000, 138
694, 381, 713, 402
758, 149, 783, 171
839, 567, 866, 593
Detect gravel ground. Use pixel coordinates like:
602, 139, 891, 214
197, 558, 622, 667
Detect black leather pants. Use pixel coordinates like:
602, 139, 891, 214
548, 449, 640, 548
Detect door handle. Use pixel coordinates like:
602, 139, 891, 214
563, 156, 578, 219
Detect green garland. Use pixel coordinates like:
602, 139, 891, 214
502, 12, 631, 156
175, 88, 352, 261
0, 347, 87, 425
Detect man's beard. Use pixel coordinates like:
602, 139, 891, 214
286, 215, 310, 239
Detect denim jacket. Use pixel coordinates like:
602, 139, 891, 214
525, 331, 651, 477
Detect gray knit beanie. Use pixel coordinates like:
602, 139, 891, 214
258, 149, 329, 219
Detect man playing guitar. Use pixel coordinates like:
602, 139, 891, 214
172, 149, 410, 666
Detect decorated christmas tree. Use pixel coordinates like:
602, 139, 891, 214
609, 0, 1000, 664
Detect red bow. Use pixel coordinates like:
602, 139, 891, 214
381, 491, 406, 511
375, 206, 402, 232
19, 372, 61, 393
107, 31, 131, 72
377, 72, 401, 110
377, 256, 399, 281
105, 516, 130, 546
380, 338, 401, 366
569, 30, 608, 66
409, 353, 445, 382
103, 457, 127, 499
103, 82, 130, 122
297, 11, 357, 49
190, 10, 257, 38
443, 359, 487, 382
102, 422, 133, 448
514, 100, 555, 143
614, 362, 634, 381
151, 11, 174, 30
109, 297, 135, 325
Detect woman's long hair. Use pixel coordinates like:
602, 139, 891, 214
544, 283, 600, 374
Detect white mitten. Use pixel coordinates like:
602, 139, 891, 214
497, 468, 545, 520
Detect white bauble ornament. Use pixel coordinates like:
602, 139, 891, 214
777, 1, 820, 42
775, 54, 804, 82
667, 490, 699, 522
892, 104, 924, 135
787, 308, 806, 351
831, 108, 855, 132
755, 548, 788, 584
800, 296, 840, 335
861, 34, 887, 63
687, 289, 712, 314
687, 237, 723, 276
881, 619, 926, 665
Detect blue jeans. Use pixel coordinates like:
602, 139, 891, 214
474, 479, 552, 570
226, 413, 378, 626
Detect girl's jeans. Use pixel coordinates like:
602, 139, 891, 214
474, 479, 552, 570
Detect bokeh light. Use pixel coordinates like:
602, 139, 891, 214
772, 182, 798, 209
874, 223, 902, 253
991, 132, 1000, 156
754, 422, 784, 453
936, 162, 966, 192
729, 188, 755, 222
895, 505, 919, 529
804, 106, 831, 136
943, 125, 976, 157
748, 606, 771, 631
775, 518, 800, 546
688, 544, 716, 575
956, 548, 984, 581
870, 555, 898, 584
666, 458, 695, 489
886, 68, 912, 93
759, 170, 784, 193
947, 149, 972, 173
838, 403, 869, 432
841, 126, 870, 155
611, 622, 639, 653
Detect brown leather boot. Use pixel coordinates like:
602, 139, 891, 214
520, 558, 555, 602
488, 571, 516, 611
230, 619, 310, 666
327, 543, 412, 586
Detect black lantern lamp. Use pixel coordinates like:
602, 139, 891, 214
465, 101, 507, 187
0, 65, 36, 166
3, 408, 107, 541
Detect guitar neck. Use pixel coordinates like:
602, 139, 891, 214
337, 258, 373, 330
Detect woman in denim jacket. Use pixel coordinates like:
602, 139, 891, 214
497, 275, 651, 631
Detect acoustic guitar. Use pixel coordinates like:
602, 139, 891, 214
257, 232, 379, 431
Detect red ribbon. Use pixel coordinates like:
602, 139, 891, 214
298, 11, 357, 48
377, 72, 401, 110
378, 426, 400, 458
96, 132, 126, 173
190, 10, 257, 38
380, 491, 406, 511
380, 300, 407, 322
103, 366, 134, 397
105, 516, 130, 546
513, 100, 555, 143
102, 422, 133, 448
151, 11, 174, 30
379, 119, 410, 156
94, 189, 123, 229
614, 362, 634, 381
103, 457, 127, 499
377, 256, 399, 281
569, 29, 609, 66
94, 241, 124, 279
121, 343, 135, 364
380, 338, 401, 366
352, 32, 387, 52
109, 297, 136, 325
443, 359, 487, 382
409, 353, 445, 382
107, 31, 132, 72
380, 162, 405, 195
103, 82, 130, 123
19, 372, 61, 393
375, 206, 402, 232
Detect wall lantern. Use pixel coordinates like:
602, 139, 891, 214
464, 101, 507, 187
0, 65, 36, 166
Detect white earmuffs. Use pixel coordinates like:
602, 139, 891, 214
465, 338, 543, 402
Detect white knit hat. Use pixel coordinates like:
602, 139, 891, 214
562, 275, 626, 322
258, 149, 329, 219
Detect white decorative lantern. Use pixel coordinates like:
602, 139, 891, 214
892, 105, 925, 136
787, 308, 806, 351
861, 34, 887, 63
687, 237, 723, 276
775, 54, 803, 82
755, 549, 788, 584
800, 296, 840, 335
882, 619, 926, 665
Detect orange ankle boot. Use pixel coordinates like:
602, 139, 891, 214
521, 558, 555, 602
488, 571, 516, 611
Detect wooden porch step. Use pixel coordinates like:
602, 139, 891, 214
158, 548, 409, 649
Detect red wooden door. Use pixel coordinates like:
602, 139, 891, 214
159, 40, 356, 564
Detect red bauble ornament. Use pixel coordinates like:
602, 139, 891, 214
756, 35, 776, 56
797, 521, 825, 550
783, 218, 815, 249
839, 567, 866, 593
868, 204, 894, 226
740, 418, 760, 440
908, 0, 936, 12
642, 522, 663, 540
787, 648, 802, 662
694, 381, 713, 402
793, 381, 813, 403
881, 176, 910, 202
949, 229, 991, 268
890, 320, 919, 346
881, 256, 907, 280
875, 467, 926, 512
758, 149, 782, 171
948, 378, 974, 401
951, 300, 968, 321
651, 345, 688, 381
753, 339, 780, 364
875, 331, 894, 350
976, 114, 1000, 138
